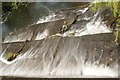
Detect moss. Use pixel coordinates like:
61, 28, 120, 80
91, 2, 120, 44
114, 27, 120, 44
115, 20, 120, 43
68, 32, 76, 36
7, 52, 18, 61
91, 2, 106, 11
2, 2, 31, 13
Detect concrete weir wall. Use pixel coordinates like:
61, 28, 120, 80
0, 33, 118, 78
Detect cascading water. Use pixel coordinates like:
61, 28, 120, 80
0, 4, 118, 78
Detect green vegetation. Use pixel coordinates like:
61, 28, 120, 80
2, 2, 31, 14
91, 2, 120, 43
7, 52, 18, 61
2, 2, 31, 23
92, 2, 120, 17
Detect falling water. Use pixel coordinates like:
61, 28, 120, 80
0, 4, 118, 78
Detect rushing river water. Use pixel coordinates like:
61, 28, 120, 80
2, 2, 87, 38
0, 2, 119, 78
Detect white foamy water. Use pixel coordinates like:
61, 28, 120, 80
57, 12, 111, 37
0, 59, 118, 77
36, 5, 89, 24
77, 7, 89, 13
82, 63, 118, 77
0, 57, 17, 64
74, 18, 111, 36
55, 19, 111, 37
0, 46, 118, 77
1, 40, 117, 78
3, 31, 33, 43
36, 13, 65, 24
35, 29, 49, 40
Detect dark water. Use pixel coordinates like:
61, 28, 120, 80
2, 2, 88, 38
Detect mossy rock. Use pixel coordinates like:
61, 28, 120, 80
65, 15, 76, 26
7, 52, 18, 61
68, 32, 76, 36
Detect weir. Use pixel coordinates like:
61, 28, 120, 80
0, 4, 119, 78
